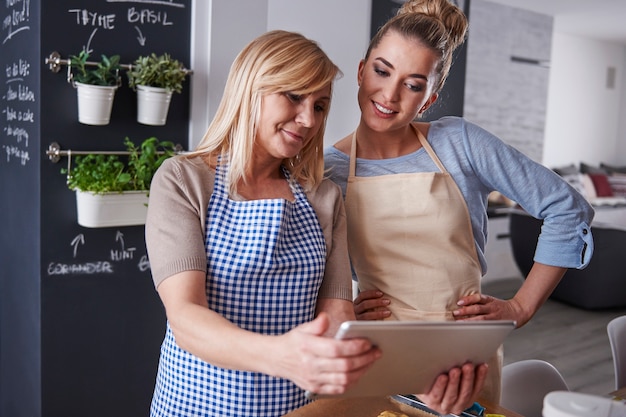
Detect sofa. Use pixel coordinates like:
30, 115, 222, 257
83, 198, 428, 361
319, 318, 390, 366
508, 162, 626, 310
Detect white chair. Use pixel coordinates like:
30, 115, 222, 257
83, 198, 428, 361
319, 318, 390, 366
607, 315, 626, 390
501, 359, 569, 417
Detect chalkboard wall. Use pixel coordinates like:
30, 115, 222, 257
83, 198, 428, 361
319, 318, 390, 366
1, 1, 192, 416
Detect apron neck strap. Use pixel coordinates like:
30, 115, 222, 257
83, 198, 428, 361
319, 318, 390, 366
412, 124, 447, 173
348, 124, 449, 175
349, 130, 358, 176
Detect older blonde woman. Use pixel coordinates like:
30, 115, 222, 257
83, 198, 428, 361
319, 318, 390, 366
146, 30, 380, 417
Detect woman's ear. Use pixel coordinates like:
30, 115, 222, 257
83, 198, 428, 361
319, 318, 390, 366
357, 59, 366, 87
420, 93, 439, 113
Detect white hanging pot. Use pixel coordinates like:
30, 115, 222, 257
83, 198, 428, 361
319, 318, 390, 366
136, 85, 173, 126
75, 190, 149, 228
75, 82, 118, 126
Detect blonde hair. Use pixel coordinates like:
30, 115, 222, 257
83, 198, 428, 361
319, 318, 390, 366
367, 0, 468, 93
190, 30, 340, 194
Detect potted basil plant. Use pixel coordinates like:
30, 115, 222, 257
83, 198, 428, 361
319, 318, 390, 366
69, 50, 121, 125
62, 137, 177, 228
127, 53, 188, 126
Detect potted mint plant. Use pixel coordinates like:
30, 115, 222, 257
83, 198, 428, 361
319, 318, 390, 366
69, 50, 121, 125
127, 53, 188, 126
62, 137, 177, 228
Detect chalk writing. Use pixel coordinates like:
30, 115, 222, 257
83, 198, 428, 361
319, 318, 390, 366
5, 85, 34, 102
68, 9, 116, 29
138, 255, 151, 272
111, 231, 137, 261
67, 1, 185, 50
2, 0, 30, 45
107, 0, 185, 9
127, 7, 172, 25
4, 106, 34, 122
5, 125, 28, 145
47, 231, 150, 276
5, 58, 29, 77
3, 144, 29, 164
2, 56, 34, 166
47, 261, 114, 275
111, 247, 137, 261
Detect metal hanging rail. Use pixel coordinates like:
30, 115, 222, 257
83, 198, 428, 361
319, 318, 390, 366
46, 142, 185, 163
44, 51, 194, 74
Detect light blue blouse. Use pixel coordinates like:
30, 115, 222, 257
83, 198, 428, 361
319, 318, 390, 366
324, 116, 594, 275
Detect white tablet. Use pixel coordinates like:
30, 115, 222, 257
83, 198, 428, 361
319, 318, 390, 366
308, 320, 515, 399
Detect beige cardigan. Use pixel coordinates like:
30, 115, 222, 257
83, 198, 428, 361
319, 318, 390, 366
145, 155, 353, 301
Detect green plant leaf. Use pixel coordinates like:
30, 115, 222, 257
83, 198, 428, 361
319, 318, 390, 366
62, 137, 178, 194
69, 50, 121, 86
127, 53, 187, 93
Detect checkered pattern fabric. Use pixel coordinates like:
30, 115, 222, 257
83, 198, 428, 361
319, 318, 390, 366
150, 164, 327, 416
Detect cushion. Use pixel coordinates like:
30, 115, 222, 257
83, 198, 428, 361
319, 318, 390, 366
579, 174, 597, 199
588, 173, 614, 197
600, 163, 626, 174
562, 173, 594, 199
552, 164, 579, 176
608, 173, 626, 197
580, 162, 609, 175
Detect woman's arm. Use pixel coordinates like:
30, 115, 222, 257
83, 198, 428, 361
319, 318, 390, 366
158, 271, 381, 395
316, 297, 355, 337
453, 262, 567, 327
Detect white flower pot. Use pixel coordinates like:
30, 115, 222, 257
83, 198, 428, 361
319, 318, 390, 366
75, 190, 149, 228
75, 82, 118, 125
136, 85, 173, 126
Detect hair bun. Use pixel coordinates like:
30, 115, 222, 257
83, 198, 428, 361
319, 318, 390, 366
397, 0, 467, 50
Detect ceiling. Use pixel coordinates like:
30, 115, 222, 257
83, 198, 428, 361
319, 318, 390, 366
484, 0, 626, 45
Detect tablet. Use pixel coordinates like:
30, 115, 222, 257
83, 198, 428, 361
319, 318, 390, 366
308, 320, 515, 399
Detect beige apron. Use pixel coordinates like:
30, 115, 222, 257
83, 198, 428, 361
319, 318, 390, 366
344, 125, 502, 403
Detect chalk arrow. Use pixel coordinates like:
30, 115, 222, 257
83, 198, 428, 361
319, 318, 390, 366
71, 234, 85, 258
84, 28, 97, 54
115, 231, 125, 251
134, 26, 146, 46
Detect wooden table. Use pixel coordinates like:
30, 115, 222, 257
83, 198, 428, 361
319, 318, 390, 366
284, 387, 626, 416
283, 395, 524, 417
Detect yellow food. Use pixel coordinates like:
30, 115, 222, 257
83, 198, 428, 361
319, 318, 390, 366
377, 411, 409, 417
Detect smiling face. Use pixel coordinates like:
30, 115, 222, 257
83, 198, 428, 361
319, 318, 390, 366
357, 30, 440, 134
255, 87, 331, 162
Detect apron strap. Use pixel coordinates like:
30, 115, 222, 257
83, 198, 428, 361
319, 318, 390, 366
411, 124, 448, 174
349, 130, 358, 177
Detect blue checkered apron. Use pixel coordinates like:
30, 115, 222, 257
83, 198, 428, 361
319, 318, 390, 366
150, 163, 327, 417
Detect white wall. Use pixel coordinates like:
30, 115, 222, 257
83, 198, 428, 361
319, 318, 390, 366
189, 0, 370, 149
464, 0, 552, 163
188, 0, 269, 148
190, 1, 626, 166
542, 32, 626, 167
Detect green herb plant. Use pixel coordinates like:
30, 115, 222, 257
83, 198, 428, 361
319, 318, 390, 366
69, 50, 121, 86
63, 137, 177, 194
127, 53, 188, 93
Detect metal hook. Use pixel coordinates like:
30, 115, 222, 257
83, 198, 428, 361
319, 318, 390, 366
66, 149, 72, 184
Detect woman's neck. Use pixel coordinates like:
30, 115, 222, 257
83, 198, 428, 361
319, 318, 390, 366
236, 158, 294, 201
355, 122, 425, 159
